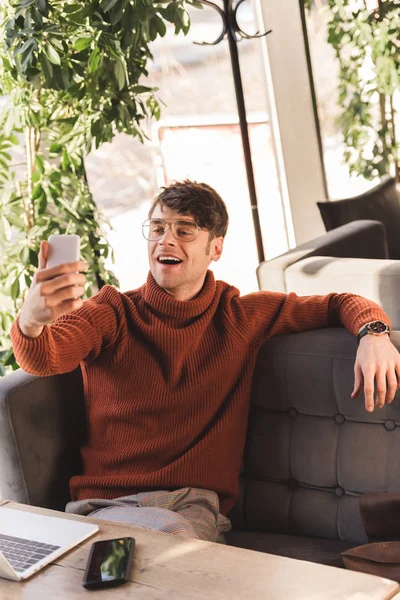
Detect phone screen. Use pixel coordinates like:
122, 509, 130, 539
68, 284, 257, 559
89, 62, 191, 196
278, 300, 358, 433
83, 537, 135, 589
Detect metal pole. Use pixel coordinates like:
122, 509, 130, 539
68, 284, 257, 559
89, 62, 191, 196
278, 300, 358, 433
196, 0, 271, 264
224, 0, 264, 264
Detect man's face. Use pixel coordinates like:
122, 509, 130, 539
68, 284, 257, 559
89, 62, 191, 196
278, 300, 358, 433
148, 205, 223, 300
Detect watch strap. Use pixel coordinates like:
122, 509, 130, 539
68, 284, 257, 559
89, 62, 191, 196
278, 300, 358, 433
357, 321, 390, 344
357, 327, 370, 344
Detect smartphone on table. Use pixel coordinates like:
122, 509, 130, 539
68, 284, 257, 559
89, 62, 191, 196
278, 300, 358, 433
46, 234, 81, 269
82, 537, 135, 590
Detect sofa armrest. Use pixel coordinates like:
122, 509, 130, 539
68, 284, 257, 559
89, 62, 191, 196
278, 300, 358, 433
285, 256, 400, 329
0, 369, 36, 504
0, 367, 84, 510
257, 220, 389, 292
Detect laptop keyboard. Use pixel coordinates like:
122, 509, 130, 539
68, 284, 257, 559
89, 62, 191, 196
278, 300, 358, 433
0, 533, 60, 573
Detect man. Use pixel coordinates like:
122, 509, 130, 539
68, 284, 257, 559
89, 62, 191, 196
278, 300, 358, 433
11, 180, 400, 543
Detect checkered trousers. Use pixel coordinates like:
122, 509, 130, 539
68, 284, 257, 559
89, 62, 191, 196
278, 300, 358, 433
65, 487, 232, 543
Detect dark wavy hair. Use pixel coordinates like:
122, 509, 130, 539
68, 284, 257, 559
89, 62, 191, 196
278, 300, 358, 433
149, 180, 229, 238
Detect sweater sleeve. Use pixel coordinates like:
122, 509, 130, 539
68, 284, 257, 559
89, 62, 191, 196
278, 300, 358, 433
10, 285, 122, 376
239, 291, 391, 341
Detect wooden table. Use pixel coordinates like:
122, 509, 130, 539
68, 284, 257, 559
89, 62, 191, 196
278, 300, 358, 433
1, 501, 399, 599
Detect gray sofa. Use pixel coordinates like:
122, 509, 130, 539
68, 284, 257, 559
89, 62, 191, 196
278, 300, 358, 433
1, 328, 400, 568
257, 220, 400, 329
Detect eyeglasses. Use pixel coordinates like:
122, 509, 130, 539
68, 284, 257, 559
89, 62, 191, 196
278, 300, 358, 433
142, 218, 203, 242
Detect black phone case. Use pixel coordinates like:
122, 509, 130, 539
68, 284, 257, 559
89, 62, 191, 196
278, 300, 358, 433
82, 536, 135, 590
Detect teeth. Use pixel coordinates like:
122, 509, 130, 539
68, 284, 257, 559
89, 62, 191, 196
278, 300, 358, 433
158, 256, 181, 263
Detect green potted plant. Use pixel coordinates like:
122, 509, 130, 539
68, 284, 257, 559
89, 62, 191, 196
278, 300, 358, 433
304, 0, 399, 182
0, 0, 199, 374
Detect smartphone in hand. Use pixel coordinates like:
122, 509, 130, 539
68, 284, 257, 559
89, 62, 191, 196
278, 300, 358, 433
46, 234, 81, 269
82, 537, 135, 590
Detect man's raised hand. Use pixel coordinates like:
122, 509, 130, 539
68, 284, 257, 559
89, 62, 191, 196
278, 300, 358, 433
18, 240, 88, 338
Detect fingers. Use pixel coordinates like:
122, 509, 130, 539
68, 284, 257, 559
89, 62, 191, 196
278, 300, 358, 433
40, 272, 86, 295
363, 368, 375, 412
36, 260, 88, 282
396, 362, 400, 390
38, 241, 48, 270
40, 272, 86, 312
385, 369, 398, 404
351, 364, 362, 398
44, 286, 85, 308
53, 298, 84, 317
374, 369, 387, 409
355, 367, 399, 411
354, 337, 400, 412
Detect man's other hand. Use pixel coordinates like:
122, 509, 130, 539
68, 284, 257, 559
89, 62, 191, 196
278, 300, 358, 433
18, 241, 88, 338
351, 334, 400, 411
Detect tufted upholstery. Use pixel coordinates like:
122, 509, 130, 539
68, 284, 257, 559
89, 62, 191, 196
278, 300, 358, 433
225, 328, 400, 564
1, 328, 399, 566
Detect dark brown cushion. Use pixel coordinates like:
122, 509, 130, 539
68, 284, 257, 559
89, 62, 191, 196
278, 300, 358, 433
317, 176, 400, 259
359, 493, 400, 542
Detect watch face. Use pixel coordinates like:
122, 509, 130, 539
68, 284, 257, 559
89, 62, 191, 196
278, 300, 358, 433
366, 321, 388, 334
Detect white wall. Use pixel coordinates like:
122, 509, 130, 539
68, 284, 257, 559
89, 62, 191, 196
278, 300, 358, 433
258, 0, 327, 245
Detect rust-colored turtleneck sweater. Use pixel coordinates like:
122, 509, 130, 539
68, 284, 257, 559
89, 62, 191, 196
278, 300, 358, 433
10, 271, 389, 515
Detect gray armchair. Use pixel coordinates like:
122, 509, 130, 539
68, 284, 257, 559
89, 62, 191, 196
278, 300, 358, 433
257, 220, 400, 329
1, 328, 400, 568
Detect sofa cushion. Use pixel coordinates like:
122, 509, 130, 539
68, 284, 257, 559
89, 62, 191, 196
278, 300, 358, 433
317, 176, 400, 259
225, 531, 355, 567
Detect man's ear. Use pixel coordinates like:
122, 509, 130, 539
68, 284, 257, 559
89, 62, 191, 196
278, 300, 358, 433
211, 237, 224, 262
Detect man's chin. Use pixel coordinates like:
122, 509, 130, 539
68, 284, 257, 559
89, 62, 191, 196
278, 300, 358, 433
151, 269, 179, 290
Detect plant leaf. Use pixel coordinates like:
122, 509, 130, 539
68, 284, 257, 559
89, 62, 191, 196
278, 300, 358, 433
114, 59, 126, 90
21, 41, 38, 70
14, 38, 36, 57
73, 36, 92, 52
36, 154, 45, 173
110, 0, 127, 25
37, 0, 48, 13
40, 52, 53, 79
153, 15, 167, 37
20, 0, 36, 8
101, 0, 120, 12
130, 85, 152, 94
62, 4, 81, 13
10, 277, 20, 300
44, 43, 61, 65
88, 47, 101, 73
3, 349, 16, 367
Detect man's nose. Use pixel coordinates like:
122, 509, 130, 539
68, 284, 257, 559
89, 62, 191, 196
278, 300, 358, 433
158, 225, 176, 245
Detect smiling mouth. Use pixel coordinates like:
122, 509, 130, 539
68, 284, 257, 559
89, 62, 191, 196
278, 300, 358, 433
157, 256, 183, 265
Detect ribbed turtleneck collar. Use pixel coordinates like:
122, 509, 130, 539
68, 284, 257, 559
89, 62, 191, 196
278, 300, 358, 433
141, 270, 217, 319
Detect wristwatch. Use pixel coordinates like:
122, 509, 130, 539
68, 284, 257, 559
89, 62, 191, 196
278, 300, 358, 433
357, 320, 390, 344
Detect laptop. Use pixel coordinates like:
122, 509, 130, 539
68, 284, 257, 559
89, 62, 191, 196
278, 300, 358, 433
0, 506, 98, 582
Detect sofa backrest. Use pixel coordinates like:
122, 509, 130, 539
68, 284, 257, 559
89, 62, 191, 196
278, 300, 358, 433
284, 256, 400, 329
230, 328, 400, 545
